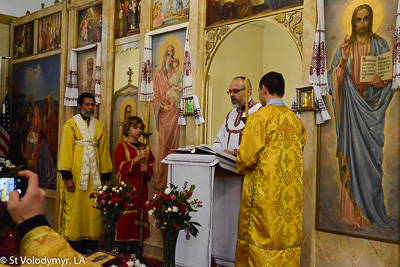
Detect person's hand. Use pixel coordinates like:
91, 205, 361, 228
7, 170, 46, 225
342, 34, 350, 60
65, 179, 75, 193
223, 149, 235, 156
140, 164, 148, 172
138, 147, 147, 161
372, 75, 387, 88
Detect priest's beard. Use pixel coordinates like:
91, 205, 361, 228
81, 110, 94, 118
232, 103, 240, 109
232, 99, 245, 109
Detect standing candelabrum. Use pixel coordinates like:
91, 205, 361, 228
134, 99, 152, 260
240, 77, 249, 124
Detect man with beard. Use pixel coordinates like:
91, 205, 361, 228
82, 58, 95, 95
327, 4, 395, 230
212, 76, 261, 156
57, 93, 112, 253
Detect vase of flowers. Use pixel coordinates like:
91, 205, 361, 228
146, 182, 203, 267
90, 181, 135, 253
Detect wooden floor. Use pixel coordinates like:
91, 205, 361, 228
0, 233, 162, 267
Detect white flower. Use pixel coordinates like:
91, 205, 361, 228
5, 160, 14, 168
149, 209, 154, 215
121, 181, 125, 185
112, 187, 116, 192
126, 261, 134, 267
187, 199, 193, 204
103, 185, 108, 190
164, 188, 172, 195
99, 190, 103, 194
172, 206, 178, 212
167, 207, 172, 212
109, 265, 118, 267
153, 194, 157, 198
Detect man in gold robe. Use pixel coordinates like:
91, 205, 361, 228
236, 72, 306, 266
58, 93, 113, 254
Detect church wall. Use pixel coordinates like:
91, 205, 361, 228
113, 49, 140, 91
262, 23, 302, 107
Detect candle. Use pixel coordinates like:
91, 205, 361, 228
245, 77, 249, 117
146, 98, 151, 132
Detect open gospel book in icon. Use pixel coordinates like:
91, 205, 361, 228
172, 144, 237, 162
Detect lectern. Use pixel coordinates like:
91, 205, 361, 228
162, 153, 243, 267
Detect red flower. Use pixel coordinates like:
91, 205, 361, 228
174, 223, 178, 228
155, 202, 162, 210
123, 254, 130, 261
179, 203, 187, 214
89, 192, 95, 198
124, 202, 129, 208
162, 195, 170, 201
121, 262, 128, 267
147, 203, 154, 210
111, 197, 119, 204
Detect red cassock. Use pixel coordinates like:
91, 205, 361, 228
114, 141, 155, 241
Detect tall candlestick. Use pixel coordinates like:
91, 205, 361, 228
245, 77, 249, 117
146, 99, 151, 132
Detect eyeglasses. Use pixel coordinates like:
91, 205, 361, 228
226, 88, 245, 95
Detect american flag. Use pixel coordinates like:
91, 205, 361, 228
0, 92, 10, 157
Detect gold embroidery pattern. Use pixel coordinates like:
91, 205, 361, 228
236, 105, 305, 265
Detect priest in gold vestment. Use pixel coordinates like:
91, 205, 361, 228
236, 72, 306, 266
58, 93, 113, 253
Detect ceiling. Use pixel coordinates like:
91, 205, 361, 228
0, 0, 57, 18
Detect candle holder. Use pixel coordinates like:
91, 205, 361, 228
142, 132, 152, 145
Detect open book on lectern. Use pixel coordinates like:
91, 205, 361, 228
172, 144, 237, 163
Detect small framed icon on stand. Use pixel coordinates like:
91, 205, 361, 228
183, 96, 195, 116
297, 86, 315, 111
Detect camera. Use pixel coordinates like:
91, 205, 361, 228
0, 176, 28, 203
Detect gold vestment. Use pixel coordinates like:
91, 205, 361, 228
58, 117, 113, 241
236, 105, 306, 266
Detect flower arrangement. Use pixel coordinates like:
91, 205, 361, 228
146, 182, 203, 236
89, 181, 136, 226
146, 182, 203, 266
89, 181, 136, 251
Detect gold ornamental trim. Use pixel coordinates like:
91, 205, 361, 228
205, 25, 231, 67
274, 9, 303, 53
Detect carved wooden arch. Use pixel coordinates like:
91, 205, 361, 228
204, 6, 303, 68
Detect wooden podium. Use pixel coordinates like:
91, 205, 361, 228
162, 153, 243, 267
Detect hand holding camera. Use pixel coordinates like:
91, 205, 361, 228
7, 170, 46, 225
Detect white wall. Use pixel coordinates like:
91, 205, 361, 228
113, 48, 140, 92
263, 23, 302, 107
